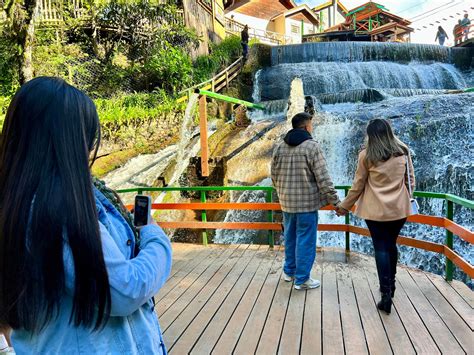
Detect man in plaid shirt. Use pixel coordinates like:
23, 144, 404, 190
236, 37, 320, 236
271, 112, 340, 290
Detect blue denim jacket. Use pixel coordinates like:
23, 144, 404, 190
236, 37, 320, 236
11, 188, 172, 354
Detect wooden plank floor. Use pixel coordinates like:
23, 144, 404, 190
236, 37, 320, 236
157, 243, 473, 355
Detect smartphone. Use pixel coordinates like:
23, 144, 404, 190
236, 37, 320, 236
134, 195, 151, 227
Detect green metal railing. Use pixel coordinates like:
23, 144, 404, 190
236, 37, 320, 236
197, 89, 266, 110
119, 186, 473, 281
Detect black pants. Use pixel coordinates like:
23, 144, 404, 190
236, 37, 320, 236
366, 218, 407, 294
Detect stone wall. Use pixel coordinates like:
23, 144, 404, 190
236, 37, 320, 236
98, 110, 184, 156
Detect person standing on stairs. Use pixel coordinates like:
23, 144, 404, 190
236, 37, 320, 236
241, 25, 249, 60
336, 118, 416, 315
271, 112, 341, 290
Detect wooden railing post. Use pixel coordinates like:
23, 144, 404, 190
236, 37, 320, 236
266, 190, 274, 248
345, 188, 350, 252
199, 95, 209, 177
201, 191, 208, 246
445, 199, 454, 281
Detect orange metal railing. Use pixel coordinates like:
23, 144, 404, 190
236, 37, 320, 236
121, 186, 474, 281
454, 24, 473, 45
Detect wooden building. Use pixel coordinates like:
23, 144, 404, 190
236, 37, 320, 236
224, 0, 319, 45
182, 0, 227, 56
305, 1, 414, 43
312, 0, 348, 33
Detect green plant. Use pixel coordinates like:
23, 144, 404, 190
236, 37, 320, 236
137, 46, 193, 93
193, 36, 242, 83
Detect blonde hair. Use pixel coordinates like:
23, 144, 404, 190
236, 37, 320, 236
365, 119, 408, 165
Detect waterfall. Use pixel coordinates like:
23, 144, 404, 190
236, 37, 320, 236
287, 78, 305, 124
252, 69, 262, 103
258, 61, 467, 101
216, 41, 473, 286
272, 42, 471, 66
318, 89, 385, 104
214, 178, 272, 244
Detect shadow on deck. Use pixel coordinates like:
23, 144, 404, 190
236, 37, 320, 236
156, 243, 472, 354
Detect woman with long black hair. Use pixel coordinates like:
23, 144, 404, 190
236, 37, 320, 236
336, 119, 415, 315
0, 77, 172, 353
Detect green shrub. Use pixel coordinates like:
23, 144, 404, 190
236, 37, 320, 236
133, 46, 193, 93
193, 36, 242, 83
0, 36, 19, 97
94, 90, 184, 126
0, 96, 12, 130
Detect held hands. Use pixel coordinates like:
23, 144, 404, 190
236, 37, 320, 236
335, 204, 349, 217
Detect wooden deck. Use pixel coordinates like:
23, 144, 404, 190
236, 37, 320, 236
156, 243, 473, 354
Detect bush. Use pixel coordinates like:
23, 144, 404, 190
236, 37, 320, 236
193, 36, 242, 83
94, 90, 184, 126
0, 96, 11, 129
0, 36, 19, 97
132, 46, 193, 93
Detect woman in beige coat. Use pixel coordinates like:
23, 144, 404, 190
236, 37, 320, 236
336, 118, 415, 314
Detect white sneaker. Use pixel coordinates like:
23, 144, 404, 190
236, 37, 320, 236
283, 272, 294, 282
294, 278, 321, 290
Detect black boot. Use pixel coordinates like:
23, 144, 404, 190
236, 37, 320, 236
377, 292, 392, 314
379, 278, 396, 297
379, 281, 396, 298
390, 278, 396, 298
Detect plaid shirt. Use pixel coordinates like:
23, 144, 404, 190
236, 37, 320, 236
271, 138, 340, 213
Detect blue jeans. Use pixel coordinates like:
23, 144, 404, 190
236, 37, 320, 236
283, 211, 318, 285
242, 42, 248, 58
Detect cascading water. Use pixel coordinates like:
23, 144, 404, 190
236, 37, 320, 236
103, 93, 205, 204
257, 61, 466, 101
214, 178, 272, 244
218, 42, 473, 286
272, 42, 466, 65
167, 93, 200, 186
252, 69, 262, 103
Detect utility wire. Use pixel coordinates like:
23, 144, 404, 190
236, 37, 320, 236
411, 1, 465, 23
398, 0, 430, 15
409, 0, 458, 20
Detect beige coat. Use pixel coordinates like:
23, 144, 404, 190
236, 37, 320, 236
340, 149, 415, 221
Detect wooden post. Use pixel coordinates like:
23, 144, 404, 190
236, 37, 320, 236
199, 95, 209, 177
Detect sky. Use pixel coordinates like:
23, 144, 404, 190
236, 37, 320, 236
294, 0, 473, 45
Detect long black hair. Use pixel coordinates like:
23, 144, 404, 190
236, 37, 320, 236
0, 77, 110, 333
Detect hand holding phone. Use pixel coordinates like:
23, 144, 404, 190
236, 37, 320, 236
134, 195, 151, 227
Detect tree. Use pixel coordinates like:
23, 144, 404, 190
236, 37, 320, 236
2, 0, 40, 84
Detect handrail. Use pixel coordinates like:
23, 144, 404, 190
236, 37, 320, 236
224, 17, 293, 45
197, 90, 265, 110
118, 185, 473, 281
176, 57, 244, 103
454, 24, 473, 45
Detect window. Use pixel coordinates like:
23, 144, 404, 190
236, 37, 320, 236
291, 25, 300, 34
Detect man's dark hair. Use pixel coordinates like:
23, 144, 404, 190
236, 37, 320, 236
292, 112, 312, 129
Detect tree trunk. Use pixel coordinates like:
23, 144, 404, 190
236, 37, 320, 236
11, 0, 39, 84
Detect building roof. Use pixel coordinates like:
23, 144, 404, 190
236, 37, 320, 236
270, 4, 320, 25
346, 2, 389, 17
313, 0, 348, 14
224, 0, 297, 12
